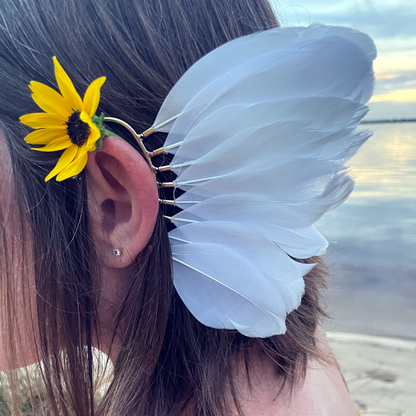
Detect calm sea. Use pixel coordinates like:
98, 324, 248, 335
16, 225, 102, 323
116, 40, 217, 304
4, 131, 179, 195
318, 122, 416, 340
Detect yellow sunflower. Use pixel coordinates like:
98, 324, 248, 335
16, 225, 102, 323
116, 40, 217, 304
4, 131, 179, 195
20, 57, 106, 182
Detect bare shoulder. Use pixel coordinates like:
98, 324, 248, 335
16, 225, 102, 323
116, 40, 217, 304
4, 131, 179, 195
232, 330, 358, 416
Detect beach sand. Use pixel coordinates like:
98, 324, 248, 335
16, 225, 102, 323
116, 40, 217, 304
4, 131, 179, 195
326, 332, 416, 416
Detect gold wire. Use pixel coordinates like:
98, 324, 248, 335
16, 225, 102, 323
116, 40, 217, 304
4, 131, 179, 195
103, 117, 176, 205
159, 199, 176, 206
142, 127, 155, 137
103, 117, 156, 171
103, 117, 173, 174
149, 147, 165, 157
154, 165, 172, 173
159, 182, 175, 188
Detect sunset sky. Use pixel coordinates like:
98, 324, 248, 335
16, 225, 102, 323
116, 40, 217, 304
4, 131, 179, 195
271, 0, 416, 120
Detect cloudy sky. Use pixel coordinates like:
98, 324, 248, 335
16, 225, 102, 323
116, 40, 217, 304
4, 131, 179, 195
270, 0, 416, 120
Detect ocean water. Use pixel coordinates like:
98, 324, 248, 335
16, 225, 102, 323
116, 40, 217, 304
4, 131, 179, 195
318, 122, 416, 339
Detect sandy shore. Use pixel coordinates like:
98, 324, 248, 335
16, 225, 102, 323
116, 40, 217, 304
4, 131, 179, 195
326, 332, 416, 416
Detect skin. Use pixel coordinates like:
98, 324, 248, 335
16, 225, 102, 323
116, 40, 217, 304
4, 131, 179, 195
86, 136, 160, 360
0, 132, 39, 370
0, 135, 159, 368
0, 135, 358, 414
229, 328, 359, 416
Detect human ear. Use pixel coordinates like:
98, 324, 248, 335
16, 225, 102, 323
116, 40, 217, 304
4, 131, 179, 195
86, 136, 159, 268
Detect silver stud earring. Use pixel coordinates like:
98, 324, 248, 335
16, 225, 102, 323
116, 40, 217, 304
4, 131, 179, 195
113, 248, 123, 257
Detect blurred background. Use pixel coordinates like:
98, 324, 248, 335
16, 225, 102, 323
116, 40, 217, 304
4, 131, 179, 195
271, 0, 416, 340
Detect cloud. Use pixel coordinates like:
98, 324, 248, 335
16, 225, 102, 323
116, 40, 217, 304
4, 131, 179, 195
270, 1, 416, 113
365, 101, 416, 120
373, 48, 416, 94
371, 89, 416, 103
374, 36, 416, 54
374, 75, 416, 95
272, 0, 416, 38
377, 75, 416, 84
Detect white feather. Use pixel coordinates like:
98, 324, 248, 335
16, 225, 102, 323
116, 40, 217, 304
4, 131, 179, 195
170, 222, 305, 337
151, 24, 376, 337
172, 194, 333, 258
160, 38, 373, 157
171, 122, 370, 186
167, 97, 367, 165
153, 24, 376, 132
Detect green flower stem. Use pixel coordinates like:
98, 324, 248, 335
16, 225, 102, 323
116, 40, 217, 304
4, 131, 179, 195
92, 112, 121, 150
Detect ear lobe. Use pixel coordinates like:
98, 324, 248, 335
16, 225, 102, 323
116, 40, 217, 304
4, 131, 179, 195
86, 136, 159, 268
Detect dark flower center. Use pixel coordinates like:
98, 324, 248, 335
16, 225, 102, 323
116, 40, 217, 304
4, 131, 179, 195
66, 111, 90, 146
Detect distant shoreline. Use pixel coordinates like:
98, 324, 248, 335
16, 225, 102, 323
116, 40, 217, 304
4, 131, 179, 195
361, 118, 416, 124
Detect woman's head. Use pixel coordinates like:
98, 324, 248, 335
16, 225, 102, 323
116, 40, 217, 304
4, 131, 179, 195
0, 1, 327, 415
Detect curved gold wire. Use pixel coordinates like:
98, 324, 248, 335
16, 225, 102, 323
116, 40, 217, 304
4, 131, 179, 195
103, 117, 158, 171
103, 117, 177, 196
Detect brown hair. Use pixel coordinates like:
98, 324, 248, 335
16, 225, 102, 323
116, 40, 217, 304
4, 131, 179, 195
0, 0, 327, 415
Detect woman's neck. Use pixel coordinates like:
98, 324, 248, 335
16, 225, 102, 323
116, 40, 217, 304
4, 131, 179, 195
181, 331, 358, 416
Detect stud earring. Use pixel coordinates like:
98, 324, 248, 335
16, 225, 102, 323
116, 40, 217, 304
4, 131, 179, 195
113, 248, 123, 256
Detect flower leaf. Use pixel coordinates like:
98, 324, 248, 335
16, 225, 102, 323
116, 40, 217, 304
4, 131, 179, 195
92, 112, 120, 150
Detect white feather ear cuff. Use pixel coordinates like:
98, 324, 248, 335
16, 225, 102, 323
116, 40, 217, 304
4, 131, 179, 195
105, 24, 376, 338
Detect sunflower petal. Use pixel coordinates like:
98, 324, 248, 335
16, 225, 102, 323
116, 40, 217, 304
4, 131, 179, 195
33, 136, 72, 152
20, 113, 67, 129
30, 81, 73, 117
56, 150, 88, 181
80, 111, 101, 147
53, 57, 83, 112
83, 77, 106, 117
45, 145, 78, 182
24, 128, 68, 145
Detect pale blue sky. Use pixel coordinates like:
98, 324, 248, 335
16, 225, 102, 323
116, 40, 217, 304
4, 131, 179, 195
270, 0, 416, 120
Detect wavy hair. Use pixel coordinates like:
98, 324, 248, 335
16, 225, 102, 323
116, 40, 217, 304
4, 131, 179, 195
0, 0, 327, 415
